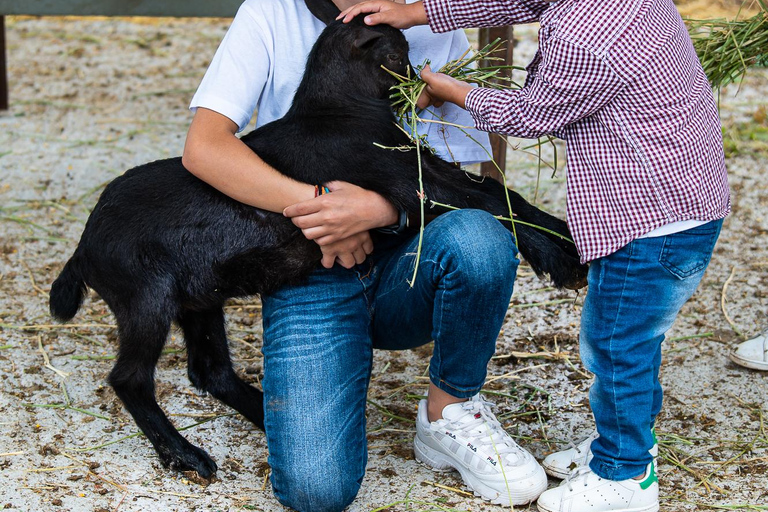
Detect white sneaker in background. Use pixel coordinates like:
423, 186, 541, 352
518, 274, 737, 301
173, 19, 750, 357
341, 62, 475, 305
542, 429, 659, 479
413, 394, 548, 505
542, 430, 599, 479
730, 329, 768, 371
536, 461, 659, 512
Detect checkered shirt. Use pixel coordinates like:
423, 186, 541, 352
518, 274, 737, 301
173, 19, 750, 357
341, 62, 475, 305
423, 0, 730, 263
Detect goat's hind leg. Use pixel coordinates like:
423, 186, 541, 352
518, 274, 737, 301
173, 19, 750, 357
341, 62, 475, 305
178, 307, 265, 430
108, 306, 218, 477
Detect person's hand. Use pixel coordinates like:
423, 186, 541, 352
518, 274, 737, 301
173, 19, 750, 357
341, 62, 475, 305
283, 181, 398, 245
319, 231, 374, 269
416, 65, 474, 110
337, 0, 428, 29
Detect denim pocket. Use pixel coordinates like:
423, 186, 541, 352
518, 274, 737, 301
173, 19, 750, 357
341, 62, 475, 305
659, 221, 722, 280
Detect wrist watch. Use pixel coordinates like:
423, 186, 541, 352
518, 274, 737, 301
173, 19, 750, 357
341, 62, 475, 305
375, 208, 409, 235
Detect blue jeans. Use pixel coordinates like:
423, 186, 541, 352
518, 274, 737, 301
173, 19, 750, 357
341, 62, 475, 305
583, 219, 723, 480
260, 210, 519, 512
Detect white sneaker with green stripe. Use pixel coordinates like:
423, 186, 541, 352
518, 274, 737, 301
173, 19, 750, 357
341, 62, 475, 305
536, 461, 659, 512
413, 394, 548, 505
542, 429, 659, 479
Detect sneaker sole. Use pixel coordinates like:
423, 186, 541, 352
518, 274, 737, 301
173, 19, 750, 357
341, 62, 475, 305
543, 459, 659, 481
730, 352, 768, 371
541, 463, 573, 480
414, 435, 547, 506
542, 444, 660, 481
537, 500, 659, 512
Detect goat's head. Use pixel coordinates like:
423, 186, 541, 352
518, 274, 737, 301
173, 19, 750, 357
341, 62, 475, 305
300, 17, 411, 103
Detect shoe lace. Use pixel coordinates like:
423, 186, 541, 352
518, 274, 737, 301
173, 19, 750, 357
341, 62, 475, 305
566, 430, 598, 456
564, 465, 601, 492
448, 396, 526, 461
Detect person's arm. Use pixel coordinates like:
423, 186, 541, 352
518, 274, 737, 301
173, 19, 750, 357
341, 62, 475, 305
393, 36, 627, 139
460, 38, 627, 138
182, 108, 397, 268
339, 0, 548, 31
182, 107, 314, 211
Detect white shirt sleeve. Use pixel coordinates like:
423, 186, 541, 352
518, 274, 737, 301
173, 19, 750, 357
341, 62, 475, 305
189, 4, 272, 132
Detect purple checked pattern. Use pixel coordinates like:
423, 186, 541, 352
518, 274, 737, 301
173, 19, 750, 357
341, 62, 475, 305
424, 0, 730, 262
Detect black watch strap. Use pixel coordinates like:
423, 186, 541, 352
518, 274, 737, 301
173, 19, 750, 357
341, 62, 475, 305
375, 208, 409, 235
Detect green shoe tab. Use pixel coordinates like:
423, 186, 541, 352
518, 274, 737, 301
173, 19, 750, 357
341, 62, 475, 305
640, 460, 658, 490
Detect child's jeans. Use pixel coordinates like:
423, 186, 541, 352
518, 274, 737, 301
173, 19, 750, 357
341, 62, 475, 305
582, 219, 723, 480
260, 209, 519, 512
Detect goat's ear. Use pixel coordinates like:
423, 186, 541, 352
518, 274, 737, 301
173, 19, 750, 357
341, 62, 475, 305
304, 0, 341, 25
353, 28, 384, 49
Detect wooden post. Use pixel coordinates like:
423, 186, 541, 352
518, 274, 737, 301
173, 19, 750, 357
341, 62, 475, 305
1, 16, 7, 111
477, 26, 514, 182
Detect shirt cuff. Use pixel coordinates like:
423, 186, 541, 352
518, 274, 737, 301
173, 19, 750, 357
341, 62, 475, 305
423, 0, 459, 33
465, 87, 508, 133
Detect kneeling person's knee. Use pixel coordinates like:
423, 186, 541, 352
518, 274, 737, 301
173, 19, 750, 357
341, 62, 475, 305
433, 209, 519, 281
271, 461, 362, 512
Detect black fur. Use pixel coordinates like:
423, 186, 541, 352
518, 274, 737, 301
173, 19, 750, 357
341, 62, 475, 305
50, 19, 587, 477
304, 0, 342, 25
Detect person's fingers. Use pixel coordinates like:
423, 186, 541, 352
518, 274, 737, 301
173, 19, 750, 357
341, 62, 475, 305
338, 2, 384, 23
416, 89, 433, 110
364, 13, 385, 25
416, 65, 437, 109
321, 253, 336, 269
315, 232, 346, 245
290, 212, 327, 230
283, 197, 323, 218
362, 238, 374, 254
301, 227, 336, 242
336, 252, 356, 269
338, 1, 412, 28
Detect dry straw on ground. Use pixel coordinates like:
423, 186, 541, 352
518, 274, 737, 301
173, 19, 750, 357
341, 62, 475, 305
0, 2, 766, 511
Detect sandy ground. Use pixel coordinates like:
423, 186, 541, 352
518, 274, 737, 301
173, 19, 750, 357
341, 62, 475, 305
0, 11, 766, 512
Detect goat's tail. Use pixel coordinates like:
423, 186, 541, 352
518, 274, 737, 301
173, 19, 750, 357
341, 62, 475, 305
50, 257, 87, 321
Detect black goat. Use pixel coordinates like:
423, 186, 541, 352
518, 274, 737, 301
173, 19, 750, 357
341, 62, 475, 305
50, 19, 587, 478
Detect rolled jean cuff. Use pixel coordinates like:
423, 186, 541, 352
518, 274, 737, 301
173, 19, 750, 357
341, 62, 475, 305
429, 372, 484, 399
589, 458, 651, 481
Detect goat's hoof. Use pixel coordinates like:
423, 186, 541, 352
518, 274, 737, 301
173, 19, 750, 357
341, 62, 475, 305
564, 275, 588, 290
161, 446, 218, 478
560, 263, 589, 290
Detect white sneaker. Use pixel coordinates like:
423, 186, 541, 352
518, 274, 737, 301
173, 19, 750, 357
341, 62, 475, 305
413, 394, 548, 505
542, 430, 659, 479
536, 462, 659, 512
542, 431, 599, 479
730, 330, 768, 371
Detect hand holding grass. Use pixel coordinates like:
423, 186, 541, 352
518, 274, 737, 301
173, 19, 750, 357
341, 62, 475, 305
417, 64, 474, 109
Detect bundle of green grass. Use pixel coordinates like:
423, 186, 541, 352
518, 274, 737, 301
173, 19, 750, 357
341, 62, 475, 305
386, 38, 522, 125
688, 0, 768, 88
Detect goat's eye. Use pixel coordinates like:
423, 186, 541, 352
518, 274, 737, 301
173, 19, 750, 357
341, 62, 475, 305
387, 53, 400, 62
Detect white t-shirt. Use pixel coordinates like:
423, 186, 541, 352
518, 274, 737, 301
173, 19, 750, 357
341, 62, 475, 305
190, 0, 492, 164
